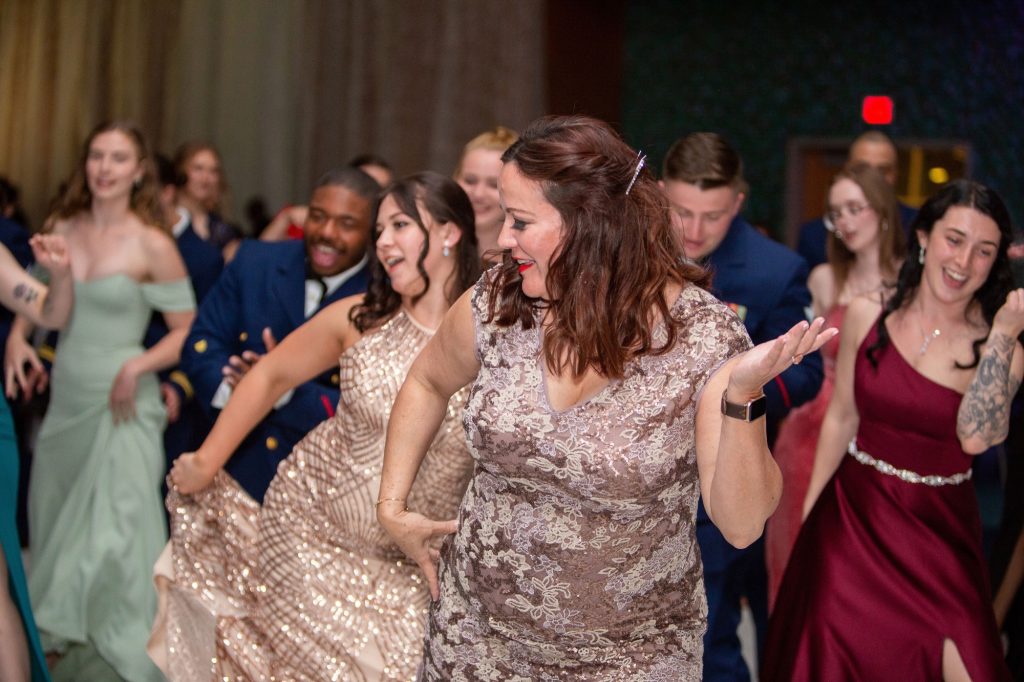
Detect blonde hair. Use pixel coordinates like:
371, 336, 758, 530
453, 126, 519, 178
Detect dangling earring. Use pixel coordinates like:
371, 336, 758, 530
881, 219, 889, 232
442, 241, 450, 258
918, 246, 926, 264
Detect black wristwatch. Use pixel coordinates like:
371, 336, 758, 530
720, 390, 767, 422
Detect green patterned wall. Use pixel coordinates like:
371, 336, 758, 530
623, 1, 1024, 238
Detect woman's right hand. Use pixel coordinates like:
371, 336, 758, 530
377, 503, 458, 601
169, 451, 218, 494
4, 333, 45, 399
29, 234, 71, 276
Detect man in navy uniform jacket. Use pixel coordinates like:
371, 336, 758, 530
181, 167, 378, 503
661, 133, 823, 681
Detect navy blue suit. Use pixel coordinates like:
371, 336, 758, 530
144, 222, 224, 477
797, 202, 917, 269
699, 217, 823, 681
0, 217, 33, 369
181, 239, 368, 503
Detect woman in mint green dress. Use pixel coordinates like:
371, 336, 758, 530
20, 122, 195, 682
0, 234, 74, 682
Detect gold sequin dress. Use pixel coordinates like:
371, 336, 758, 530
153, 310, 473, 681
420, 280, 751, 681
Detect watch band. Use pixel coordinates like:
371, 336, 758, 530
721, 390, 767, 422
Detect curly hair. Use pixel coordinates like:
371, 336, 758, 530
867, 179, 1016, 369
51, 120, 165, 231
487, 115, 710, 380
351, 172, 481, 332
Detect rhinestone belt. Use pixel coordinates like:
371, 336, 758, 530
846, 439, 972, 487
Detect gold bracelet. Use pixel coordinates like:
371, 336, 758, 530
375, 497, 407, 507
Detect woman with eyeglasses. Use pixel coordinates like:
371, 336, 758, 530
765, 164, 905, 609
763, 180, 1022, 681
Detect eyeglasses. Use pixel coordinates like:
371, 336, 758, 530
824, 203, 873, 232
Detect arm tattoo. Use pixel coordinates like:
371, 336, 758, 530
957, 333, 1018, 446
13, 282, 40, 305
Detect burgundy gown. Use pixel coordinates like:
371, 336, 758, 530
762, 321, 1010, 681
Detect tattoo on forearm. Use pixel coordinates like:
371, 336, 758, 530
13, 283, 39, 305
957, 333, 1019, 446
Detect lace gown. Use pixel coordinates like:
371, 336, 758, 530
421, 281, 751, 681
765, 303, 846, 609
154, 310, 474, 681
762, 321, 1010, 681
29, 274, 195, 682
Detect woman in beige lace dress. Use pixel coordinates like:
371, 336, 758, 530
155, 172, 481, 680
379, 116, 836, 680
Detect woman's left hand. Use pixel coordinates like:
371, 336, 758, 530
109, 359, 140, 424
169, 452, 217, 494
992, 288, 1024, 339
729, 317, 837, 397
377, 504, 458, 602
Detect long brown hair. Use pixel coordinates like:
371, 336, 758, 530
52, 120, 165, 231
173, 140, 227, 214
488, 115, 710, 380
825, 163, 905, 293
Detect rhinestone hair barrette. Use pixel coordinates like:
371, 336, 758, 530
625, 152, 646, 196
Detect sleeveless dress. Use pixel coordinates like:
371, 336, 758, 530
152, 310, 474, 681
765, 303, 846, 610
28, 274, 195, 682
762, 321, 1010, 681
1, 394, 50, 681
420, 280, 752, 681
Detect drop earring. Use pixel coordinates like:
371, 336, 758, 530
918, 246, 926, 264
442, 241, 450, 257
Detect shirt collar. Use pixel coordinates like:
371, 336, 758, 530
312, 253, 369, 296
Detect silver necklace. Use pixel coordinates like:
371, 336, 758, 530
916, 304, 941, 355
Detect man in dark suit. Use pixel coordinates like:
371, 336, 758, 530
661, 133, 823, 681
797, 131, 916, 268
180, 167, 378, 503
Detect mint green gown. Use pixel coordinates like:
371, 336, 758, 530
28, 274, 194, 682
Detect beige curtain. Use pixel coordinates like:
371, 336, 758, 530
0, 0, 544, 231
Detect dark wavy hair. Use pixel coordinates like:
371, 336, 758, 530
51, 120, 165, 231
487, 115, 710, 380
826, 163, 906, 293
351, 172, 480, 331
867, 179, 1015, 369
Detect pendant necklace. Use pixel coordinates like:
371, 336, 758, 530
916, 304, 941, 355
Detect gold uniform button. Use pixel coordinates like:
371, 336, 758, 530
330, 374, 339, 385
193, 339, 208, 353
266, 437, 278, 450
239, 331, 248, 341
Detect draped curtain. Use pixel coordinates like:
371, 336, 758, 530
0, 0, 545, 230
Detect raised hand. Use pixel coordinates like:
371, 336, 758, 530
728, 318, 837, 397
992, 288, 1024, 339
29, 234, 71, 276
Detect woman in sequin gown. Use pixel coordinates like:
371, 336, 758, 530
378, 116, 836, 680
0, 235, 73, 682
157, 172, 481, 680
763, 181, 1023, 681
766, 164, 905, 609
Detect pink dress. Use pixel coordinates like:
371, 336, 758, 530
765, 303, 845, 610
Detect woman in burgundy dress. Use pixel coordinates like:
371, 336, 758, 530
764, 180, 1024, 681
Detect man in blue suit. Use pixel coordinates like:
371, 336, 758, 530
181, 167, 378, 503
797, 131, 916, 269
661, 133, 823, 681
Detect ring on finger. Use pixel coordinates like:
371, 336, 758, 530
792, 353, 803, 365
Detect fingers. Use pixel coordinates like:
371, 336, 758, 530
262, 327, 278, 352
420, 558, 441, 602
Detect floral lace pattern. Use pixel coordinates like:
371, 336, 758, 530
421, 279, 752, 680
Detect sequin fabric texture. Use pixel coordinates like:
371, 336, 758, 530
421, 280, 752, 681
163, 311, 474, 681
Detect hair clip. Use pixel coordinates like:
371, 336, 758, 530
625, 152, 646, 196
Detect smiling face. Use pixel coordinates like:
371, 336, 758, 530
496, 162, 564, 300
827, 178, 881, 255
918, 205, 1001, 305
303, 184, 372, 277
456, 148, 504, 230
85, 130, 143, 202
659, 179, 743, 260
375, 192, 457, 298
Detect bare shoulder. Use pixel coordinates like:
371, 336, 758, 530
843, 293, 884, 345
47, 216, 75, 236
139, 222, 178, 256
